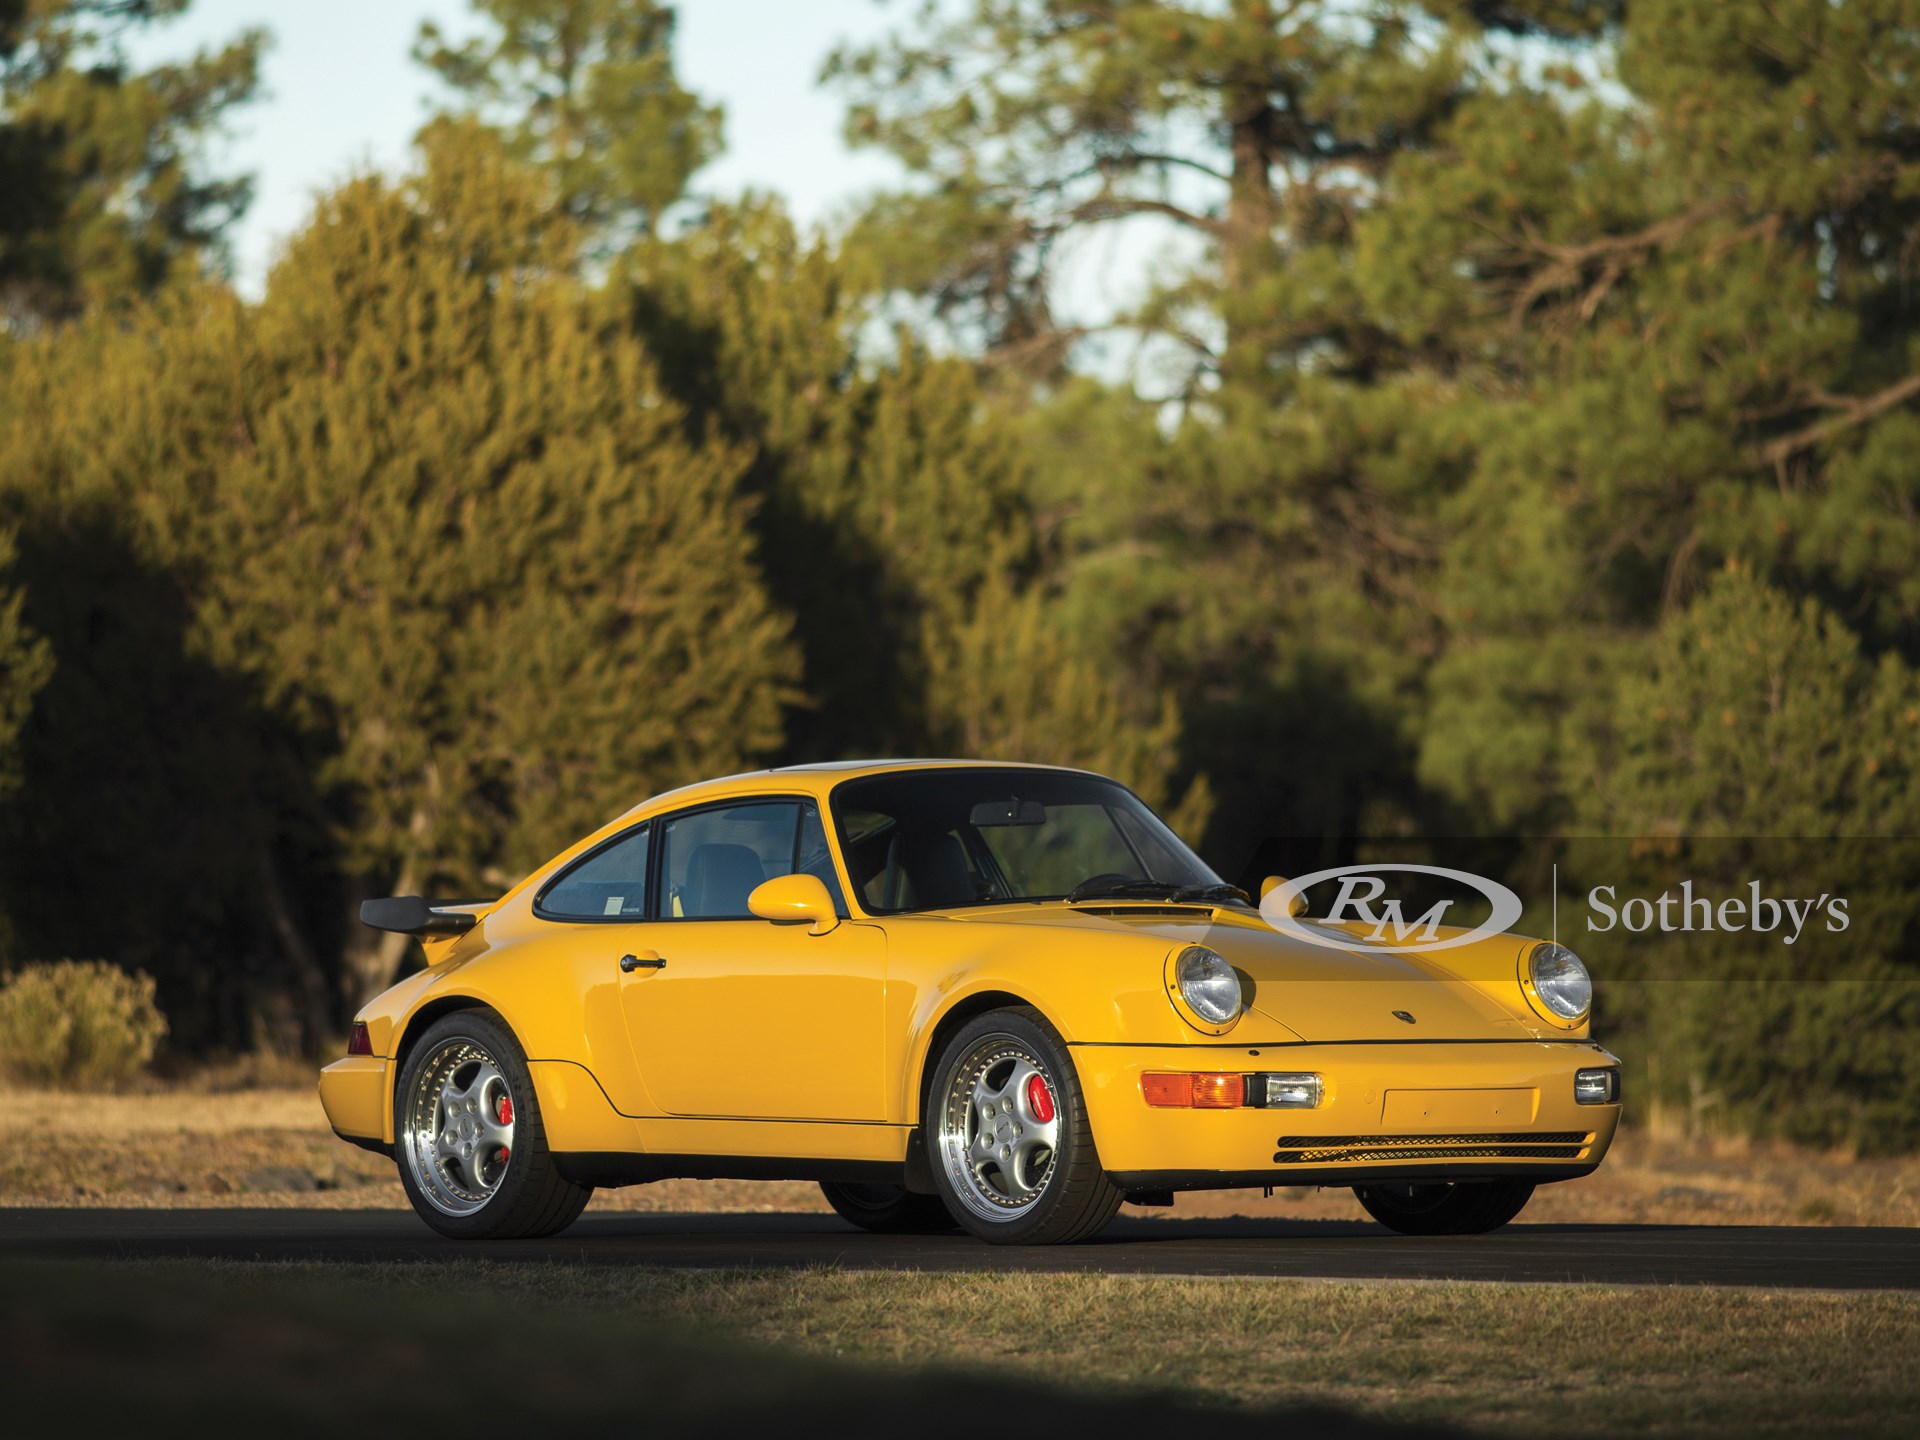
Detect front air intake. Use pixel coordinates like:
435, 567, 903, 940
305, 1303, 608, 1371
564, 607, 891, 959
1273, 1132, 1591, 1164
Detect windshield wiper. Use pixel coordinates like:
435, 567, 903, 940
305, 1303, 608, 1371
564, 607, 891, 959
1173, 883, 1252, 905
1065, 880, 1250, 905
1066, 879, 1183, 903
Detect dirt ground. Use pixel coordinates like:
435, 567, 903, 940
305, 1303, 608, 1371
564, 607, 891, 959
1, 1085, 1913, 1226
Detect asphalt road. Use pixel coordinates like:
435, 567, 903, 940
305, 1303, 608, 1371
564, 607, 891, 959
2, 1209, 1915, 1290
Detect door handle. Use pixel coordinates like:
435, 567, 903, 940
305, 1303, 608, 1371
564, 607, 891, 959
619, 952, 666, 973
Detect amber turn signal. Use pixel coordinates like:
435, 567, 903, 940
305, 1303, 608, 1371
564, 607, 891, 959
1141, 1071, 1246, 1108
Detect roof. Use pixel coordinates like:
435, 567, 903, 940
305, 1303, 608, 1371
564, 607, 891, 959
770, 757, 1056, 774
607, 758, 1093, 829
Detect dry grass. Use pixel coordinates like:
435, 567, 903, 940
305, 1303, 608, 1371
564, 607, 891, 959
2, 1257, 1914, 1438
3, 1083, 1917, 1227
2, 1085, 329, 1134
485, 1265, 1920, 1436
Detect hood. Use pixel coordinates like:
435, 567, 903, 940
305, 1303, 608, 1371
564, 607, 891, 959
944, 902, 1539, 1041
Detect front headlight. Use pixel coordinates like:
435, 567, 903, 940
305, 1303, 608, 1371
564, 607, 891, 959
1175, 945, 1243, 1025
1527, 942, 1592, 1021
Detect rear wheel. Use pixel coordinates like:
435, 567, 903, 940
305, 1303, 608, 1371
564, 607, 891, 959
394, 1010, 591, 1240
819, 1181, 959, 1234
926, 1008, 1123, 1245
1353, 1180, 1534, 1236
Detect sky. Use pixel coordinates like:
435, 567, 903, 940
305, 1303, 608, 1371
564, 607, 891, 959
128, 0, 1200, 383
132, 0, 912, 297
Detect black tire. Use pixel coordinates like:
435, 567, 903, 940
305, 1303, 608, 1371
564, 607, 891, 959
819, 1181, 961, 1234
1353, 1180, 1534, 1236
924, 1007, 1123, 1245
393, 1009, 592, 1240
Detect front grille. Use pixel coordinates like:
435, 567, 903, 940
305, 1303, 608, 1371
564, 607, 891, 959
1273, 1132, 1591, 1164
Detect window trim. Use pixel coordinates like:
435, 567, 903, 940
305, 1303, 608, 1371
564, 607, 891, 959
532, 820, 654, 925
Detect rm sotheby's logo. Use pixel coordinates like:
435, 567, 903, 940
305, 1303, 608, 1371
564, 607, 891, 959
1260, 864, 1524, 953
1587, 881, 1849, 945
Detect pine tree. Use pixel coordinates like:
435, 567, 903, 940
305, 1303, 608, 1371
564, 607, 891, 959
1567, 568, 1920, 1150
922, 569, 1208, 826
0, 124, 803, 1012
0, 283, 320, 1045
206, 122, 797, 998
619, 201, 1203, 816
415, 0, 719, 250
0, 0, 264, 323
828, 2, 1629, 868
828, 0, 1603, 384
1357, 1, 1920, 833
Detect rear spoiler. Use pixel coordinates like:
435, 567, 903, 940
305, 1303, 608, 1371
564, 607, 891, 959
359, 896, 493, 937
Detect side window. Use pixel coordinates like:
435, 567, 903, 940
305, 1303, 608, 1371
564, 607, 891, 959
795, 803, 849, 916
661, 803, 800, 919
539, 825, 651, 920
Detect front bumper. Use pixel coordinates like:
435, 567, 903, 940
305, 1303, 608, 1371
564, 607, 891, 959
1070, 1040, 1621, 1190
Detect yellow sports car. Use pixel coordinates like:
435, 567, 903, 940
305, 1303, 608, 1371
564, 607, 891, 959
319, 760, 1620, 1243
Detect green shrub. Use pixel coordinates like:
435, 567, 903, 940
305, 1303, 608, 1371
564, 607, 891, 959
0, 960, 167, 1089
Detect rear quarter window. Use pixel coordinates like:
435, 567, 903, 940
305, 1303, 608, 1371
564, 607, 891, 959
538, 825, 651, 919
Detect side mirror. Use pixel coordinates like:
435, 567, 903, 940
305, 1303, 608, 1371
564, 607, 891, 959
1260, 875, 1308, 918
748, 873, 840, 935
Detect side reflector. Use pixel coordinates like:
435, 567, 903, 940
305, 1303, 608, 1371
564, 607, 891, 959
1141, 1072, 1194, 1107
1141, 1072, 1246, 1108
347, 1021, 372, 1056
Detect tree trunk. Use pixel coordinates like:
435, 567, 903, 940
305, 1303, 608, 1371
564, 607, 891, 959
1220, 0, 1279, 390
342, 859, 419, 1010
256, 849, 335, 1056
341, 778, 440, 1010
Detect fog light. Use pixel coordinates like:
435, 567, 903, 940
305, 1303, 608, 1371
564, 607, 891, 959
1252, 1072, 1323, 1109
1575, 1067, 1619, 1104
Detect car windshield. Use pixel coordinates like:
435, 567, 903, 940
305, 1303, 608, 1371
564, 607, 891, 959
829, 767, 1230, 914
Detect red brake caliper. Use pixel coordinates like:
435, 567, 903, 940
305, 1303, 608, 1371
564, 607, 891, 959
497, 1093, 513, 1163
1025, 1073, 1056, 1124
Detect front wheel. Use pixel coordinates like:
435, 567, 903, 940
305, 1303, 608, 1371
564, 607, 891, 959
394, 1009, 591, 1240
819, 1181, 959, 1234
926, 1008, 1122, 1245
1353, 1180, 1534, 1236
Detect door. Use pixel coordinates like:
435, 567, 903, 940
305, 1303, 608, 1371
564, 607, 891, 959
616, 799, 887, 1122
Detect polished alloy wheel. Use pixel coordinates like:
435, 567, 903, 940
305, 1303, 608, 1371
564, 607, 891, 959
936, 1037, 1061, 1222
401, 1038, 517, 1218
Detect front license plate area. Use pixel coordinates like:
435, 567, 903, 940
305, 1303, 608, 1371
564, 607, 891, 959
1380, 1088, 1538, 1128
